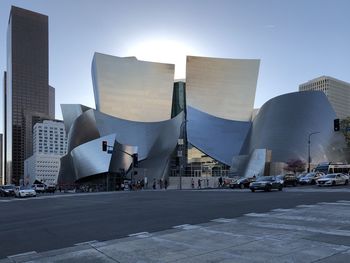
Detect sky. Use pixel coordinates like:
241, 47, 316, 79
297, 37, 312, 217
0, 0, 350, 133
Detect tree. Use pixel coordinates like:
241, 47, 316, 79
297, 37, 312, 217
284, 159, 306, 173
340, 117, 350, 147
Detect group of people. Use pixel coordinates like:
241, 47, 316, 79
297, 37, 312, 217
152, 178, 168, 190
191, 178, 209, 189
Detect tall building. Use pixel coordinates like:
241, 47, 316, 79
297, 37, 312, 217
4, 6, 54, 185
299, 76, 350, 119
24, 120, 67, 186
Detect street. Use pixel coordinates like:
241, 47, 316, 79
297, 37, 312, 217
1, 187, 350, 260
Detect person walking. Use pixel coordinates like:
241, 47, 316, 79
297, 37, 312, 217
191, 178, 195, 189
198, 178, 201, 189
164, 179, 168, 190
153, 178, 156, 190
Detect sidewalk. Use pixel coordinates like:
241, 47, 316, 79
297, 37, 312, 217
2, 200, 350, 262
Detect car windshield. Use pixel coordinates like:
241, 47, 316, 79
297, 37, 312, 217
305, 173, 315, 178
19, 186, 31, 190
325, 174, 336, 178
256, 176, 274, 182
3, 185, 14, 189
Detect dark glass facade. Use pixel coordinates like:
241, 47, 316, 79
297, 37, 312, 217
5, 6, 53, 185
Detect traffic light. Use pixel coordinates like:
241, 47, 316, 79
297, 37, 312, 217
102, 141, 108, 151
334, 119, 340, 131
132, 153, 138, 167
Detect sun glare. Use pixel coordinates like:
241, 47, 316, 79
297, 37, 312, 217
125, 39, 196, 79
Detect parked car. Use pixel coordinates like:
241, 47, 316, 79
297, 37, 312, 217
278, 173, 298, 187
299, 172, 324, 185
45, 185, 56, 193
317, 173, 349, 186
15, 186, 36, 198
249, 176, 283, 192
0, 185, 16, 197
230, 177, 256, 189
31, 183, 46, 193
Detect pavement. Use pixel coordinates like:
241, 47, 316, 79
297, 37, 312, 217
1, 187, 350, 262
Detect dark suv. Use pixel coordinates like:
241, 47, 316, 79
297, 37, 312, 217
281, 173, 298, 187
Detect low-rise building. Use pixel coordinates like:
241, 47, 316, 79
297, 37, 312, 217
24, 120, 67, 186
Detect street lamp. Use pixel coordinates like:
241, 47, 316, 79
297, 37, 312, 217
178, 120, 188, 190
308, 131, 320, 173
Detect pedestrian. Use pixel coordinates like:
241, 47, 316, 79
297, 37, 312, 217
218, 177, 223, 187
153, 178, 156, 190
191, 178, 195, 189
159, 179, 163, 189
198, 178, 201, 189
164, 179, 168, 190
144, 176, 148, 189
59, 185, 62, 193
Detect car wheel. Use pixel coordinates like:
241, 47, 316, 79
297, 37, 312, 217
332, 181, 336, 186
293, 182, 297, 187
345, 180, 348, 185
239, 184, 244, 189
251, 189, 255, 192
278, 186, 283, 191
264, 185, 271, 192
311, 180, 316, 185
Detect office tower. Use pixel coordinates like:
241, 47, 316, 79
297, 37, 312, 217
4, 6, 54, 185
299, 76, 350, 119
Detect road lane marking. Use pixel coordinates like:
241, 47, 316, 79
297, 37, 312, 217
210, 218, 237, 223
318, 202, 350, 206
8, 251, 37, 258
271, 208, 292, 212
128, 232, 151, 238
173, 224, 202, 230
296, 204, 317, 208
74, 240, 98, 246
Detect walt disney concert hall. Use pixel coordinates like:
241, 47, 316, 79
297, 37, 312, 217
58, 53, 347, 187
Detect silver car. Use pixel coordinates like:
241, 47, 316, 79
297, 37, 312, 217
317, 173, 349, 186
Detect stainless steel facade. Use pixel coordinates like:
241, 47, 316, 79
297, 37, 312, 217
241, 91, 347, 164
187, 106, 251, 166
58, 105, 183, 185
92, 53, 175, 122
186, 56, 260, 121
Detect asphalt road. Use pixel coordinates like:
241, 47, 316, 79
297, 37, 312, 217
1, 187, 350, 259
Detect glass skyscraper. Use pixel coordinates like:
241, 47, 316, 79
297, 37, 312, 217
4, 6, 54, 185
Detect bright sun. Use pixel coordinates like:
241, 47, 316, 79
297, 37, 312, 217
125, 39, 196, 79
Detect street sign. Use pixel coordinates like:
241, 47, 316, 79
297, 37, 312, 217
178, 139, 184, 145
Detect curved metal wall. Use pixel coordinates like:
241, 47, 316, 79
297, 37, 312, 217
58, 106, 184, 185
187, 106, 251, 166
92, 52, 175, 122
186, 56, 260, 121
242, 91, 347, 163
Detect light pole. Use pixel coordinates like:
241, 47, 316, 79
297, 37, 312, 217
178, 120, 188, 190
308, 132, 320, 173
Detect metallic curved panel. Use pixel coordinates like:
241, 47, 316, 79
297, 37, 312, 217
61, 104, 92, 134
187, 106, 251, 166
92, 52, 175, 122
186, 56, 260, 121
242, 91, 347, 163
70, 134, 116, 181
67, 109, 100, 152
58, 105, 184, 184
